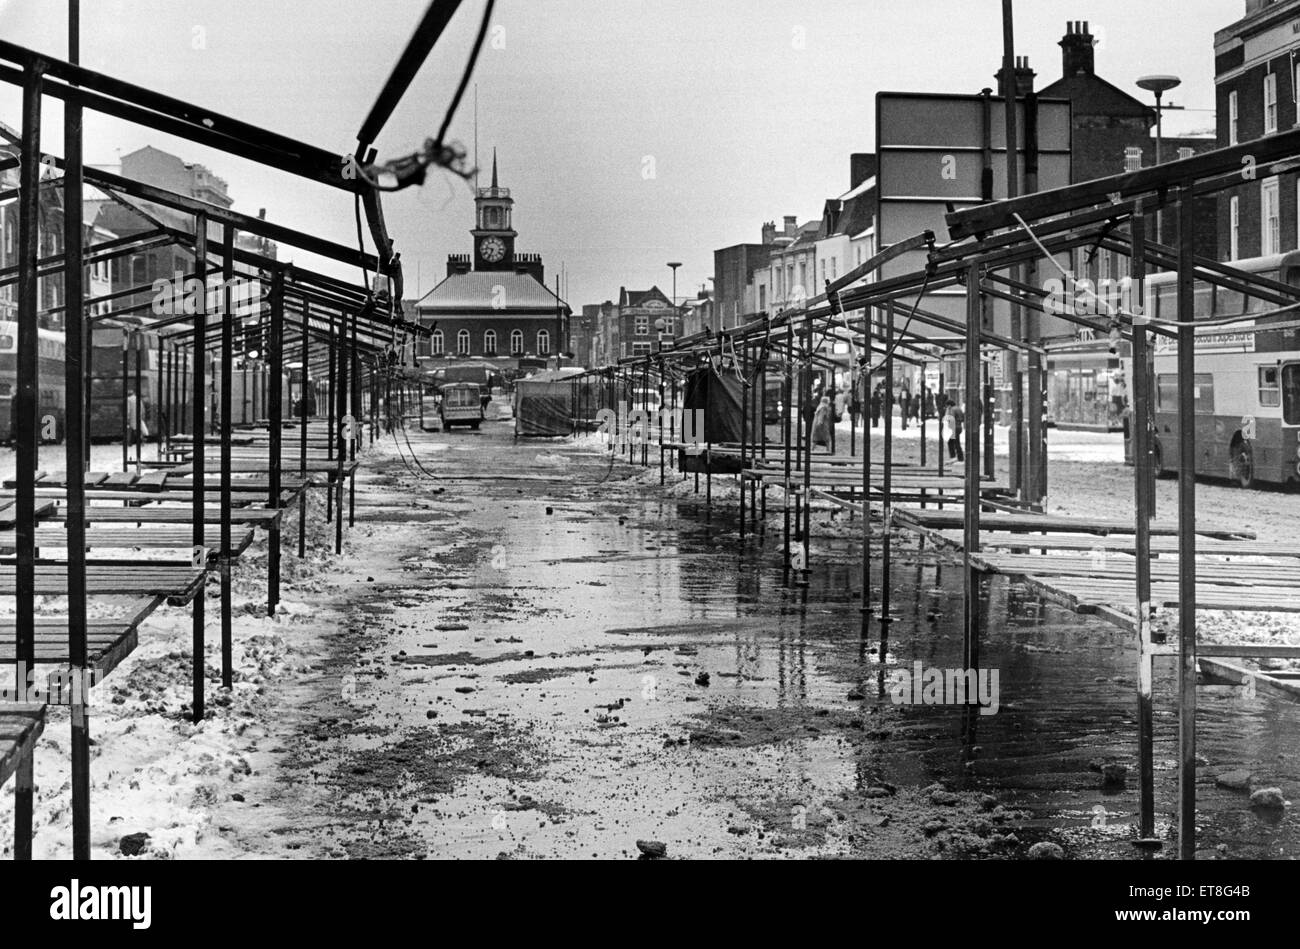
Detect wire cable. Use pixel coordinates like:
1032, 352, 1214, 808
437, 0, 497, 148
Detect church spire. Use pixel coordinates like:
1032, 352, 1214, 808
491, 148, 498, 189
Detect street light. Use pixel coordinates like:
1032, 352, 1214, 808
1137, 74, 1181, 243
1137, 75, 1181, 165
666, 261, 681, 348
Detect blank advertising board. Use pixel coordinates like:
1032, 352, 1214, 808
876, 92, 1072, 333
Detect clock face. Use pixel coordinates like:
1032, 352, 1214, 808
480, 236, 506, 263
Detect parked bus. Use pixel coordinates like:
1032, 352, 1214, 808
90, 324, 292, 440
0, 321, 67, 443
1128, 251, 1300, 488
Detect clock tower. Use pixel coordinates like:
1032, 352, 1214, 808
471, 150, 516, 271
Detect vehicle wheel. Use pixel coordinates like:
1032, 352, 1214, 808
1151, 439, 1169, 479
1231, 439, 1254, 489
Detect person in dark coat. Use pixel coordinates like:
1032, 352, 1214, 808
812, 396, 833, 449
899, 387, 911, 431
870, 385, 882, 428
945, 402, 965, 461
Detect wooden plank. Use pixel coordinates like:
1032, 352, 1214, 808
893, 507, 1253, 540
135, 471, 170, 490
102, 471, 139, 487
0, 563, 204, 600
1198, 657, 1300, 700
0, 705, 45, 789
44, 507, 281, 528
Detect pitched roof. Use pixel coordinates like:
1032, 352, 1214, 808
1038, 74, 1152, 119
619, 286, 672, 308
417, 271, 569, 314
839, 189, 876, 239
784, 221, 821, 250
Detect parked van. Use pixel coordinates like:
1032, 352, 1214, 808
439, 382, 484, 430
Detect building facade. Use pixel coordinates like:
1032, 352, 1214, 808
1215, 0, 1300, 260
614, 286, 675, 359
416, 155, 569, 366
1025, 20, 1217, 428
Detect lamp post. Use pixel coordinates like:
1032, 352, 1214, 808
1137, 75, 1182, 243
666, 262, 681, 350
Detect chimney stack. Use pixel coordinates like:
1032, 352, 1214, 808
761, 221, 777, 244
1060, 20, 1095, 78
850, 152, 877, 189
995, 56, 1037, 97
783, 215, 798, 237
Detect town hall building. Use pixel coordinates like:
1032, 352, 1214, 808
416, 154, 570, 368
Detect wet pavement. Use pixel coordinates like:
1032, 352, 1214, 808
262, 420, 1299, 859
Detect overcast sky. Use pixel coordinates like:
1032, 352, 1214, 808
0, 0, 1238, 308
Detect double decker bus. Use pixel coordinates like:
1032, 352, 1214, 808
1131, 251, 1300, 488
0, 321, 67, 443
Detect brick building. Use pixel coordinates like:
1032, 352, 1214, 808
416, 155, 570, 366
613, 286, 675, 359
1215, 0, 1300, 259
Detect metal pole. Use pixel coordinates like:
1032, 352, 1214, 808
883, 305, 895, 623
335, 309, 349, 554
782, 320, 793, 574
801, 307, 814, 572
983, 362, 994, 481
1175, 192, 1198, 860
267, 268, 284, 615
938, 369, 946, 478
1000, 4, 1023, 498
220, 226, 234, 688
350, 308, 359, 528
963, 263, 983, 650
134, 330, 142, 471
120, 328, 127, 471
62, 5, 91, 857
325, 313, 336, 525
299, 303, 309, 557
190, 212, 208, 723
862, 309, 872, 620
1130, 204, 1157, 846
740, 342, 748, 539
1025, 91, 1045, 507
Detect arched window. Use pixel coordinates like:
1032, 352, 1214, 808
537, 330, 550, 355
430, 330, 444, 355
510, 329, 524, 355
457, 329, 471, 355
483, 329, 497, 355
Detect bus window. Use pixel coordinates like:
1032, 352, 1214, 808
1156, 284, 1177, 320
1260, 365, 1282, 407
1157, 373, 1215, 414
1284, 364, 1300, 424
1156, 374, 1178, 411
1193, 373, 1214, 414
1216, 288, 1245, 318
1194, 285, 1213, 318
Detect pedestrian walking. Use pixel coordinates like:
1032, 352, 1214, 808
945, 401, 965, 462
870, 384, 882, 428
125, 390, 148, 446
899, 386, 911, 431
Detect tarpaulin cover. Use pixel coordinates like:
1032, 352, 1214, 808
515, 373, 576, 436
682, 367, 744, 444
